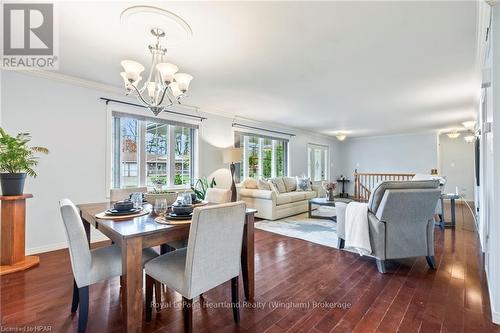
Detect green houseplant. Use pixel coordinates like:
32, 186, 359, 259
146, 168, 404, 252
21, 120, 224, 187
0, 128, 49, 195
191, 177, 216, 200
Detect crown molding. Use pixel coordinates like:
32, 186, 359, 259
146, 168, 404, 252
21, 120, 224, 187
486, 0, 500, 6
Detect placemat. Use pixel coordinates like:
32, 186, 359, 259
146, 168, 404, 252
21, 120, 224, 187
155, 216, 192, 225
95, 209, 150, 220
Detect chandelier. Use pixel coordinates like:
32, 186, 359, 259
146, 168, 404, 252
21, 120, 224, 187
120, 28, 193, 116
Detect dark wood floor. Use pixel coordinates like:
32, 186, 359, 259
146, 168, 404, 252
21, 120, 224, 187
2, 203, 499, 333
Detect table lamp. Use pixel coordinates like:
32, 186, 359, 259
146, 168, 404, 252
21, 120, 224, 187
223, 147, 243, 202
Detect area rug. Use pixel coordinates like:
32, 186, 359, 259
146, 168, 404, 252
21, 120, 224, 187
255, 207, 339, 248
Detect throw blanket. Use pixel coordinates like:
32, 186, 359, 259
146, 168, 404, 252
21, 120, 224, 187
345, 202, 372, 256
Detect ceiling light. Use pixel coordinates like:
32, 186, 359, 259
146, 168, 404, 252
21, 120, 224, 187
120, 25, 194, 116
336, 133, 347, 141
447, 130, 461, 139
464, 135, 475, 143
462, 121, 476, 129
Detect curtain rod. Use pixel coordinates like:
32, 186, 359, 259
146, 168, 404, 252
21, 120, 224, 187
232, 122, 296, 137
100, 97, 207, 121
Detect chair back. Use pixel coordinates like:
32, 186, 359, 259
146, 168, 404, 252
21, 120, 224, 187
184, 202, 246, 298
205, 188, 231, 204
367, 180, 439, 214
59, 199, 92, 287
110, 187, 147, 202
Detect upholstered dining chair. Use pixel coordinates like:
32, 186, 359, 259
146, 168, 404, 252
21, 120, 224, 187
59, 199, 159, 333
335, 180, 441, 274
110, 187, 147, 202
165, 187, 232, 251
145, 202, 247, 333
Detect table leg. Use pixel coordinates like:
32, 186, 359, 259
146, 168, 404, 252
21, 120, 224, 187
241, 213, 255, 301
451, 199, 456, 227
121, 237, 143, 333
308, 201, 312, 218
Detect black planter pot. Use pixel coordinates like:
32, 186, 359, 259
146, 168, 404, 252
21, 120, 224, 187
0, 173, 27, 196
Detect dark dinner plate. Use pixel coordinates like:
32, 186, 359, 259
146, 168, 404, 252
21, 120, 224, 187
166, 212, 193, 220
105, 208, 142, 216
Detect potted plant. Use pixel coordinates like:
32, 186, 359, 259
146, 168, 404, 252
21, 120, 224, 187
0, 128, 49, 195
144, 176, 178, 205
191, 177, 216, 200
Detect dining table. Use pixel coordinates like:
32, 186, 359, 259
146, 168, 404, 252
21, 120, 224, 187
78, 201, 257, 333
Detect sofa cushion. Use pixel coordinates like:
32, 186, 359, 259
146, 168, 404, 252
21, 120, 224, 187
276, 192, 307, 205
282, 177, 297, 192
303, 191, 316, 199
296, 176, 312, 191
368, 180, 440, 213
242, 178, 258, 189
270, 177, 287, 193
257, 179, 271, 191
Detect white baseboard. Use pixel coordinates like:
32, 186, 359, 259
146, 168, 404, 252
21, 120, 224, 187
486, 269, 500, 325
25, 233, 110, 255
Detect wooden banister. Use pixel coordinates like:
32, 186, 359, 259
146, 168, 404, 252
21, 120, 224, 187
353, 171, 415, 202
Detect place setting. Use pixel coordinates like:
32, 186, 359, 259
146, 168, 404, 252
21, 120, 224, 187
95, 192, 150, 220
155, 192, 207, 225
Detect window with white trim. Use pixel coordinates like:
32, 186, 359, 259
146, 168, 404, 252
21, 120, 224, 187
111, 112, 197, 188
234, 132, 288, 182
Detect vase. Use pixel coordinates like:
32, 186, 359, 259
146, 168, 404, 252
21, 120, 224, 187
0, 173, 26, 196
326, 189, 335, 201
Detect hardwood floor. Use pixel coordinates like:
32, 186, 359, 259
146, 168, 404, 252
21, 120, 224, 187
1, 203, 499, 332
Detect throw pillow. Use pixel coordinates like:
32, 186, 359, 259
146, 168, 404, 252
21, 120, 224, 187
243, 178, 258, 189
282, 177, 297, 192
257, 179, 271, 191
296, 176, 312, 192
270, 177, 287, 193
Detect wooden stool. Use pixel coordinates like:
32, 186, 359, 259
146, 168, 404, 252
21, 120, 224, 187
0, 194, 39, 275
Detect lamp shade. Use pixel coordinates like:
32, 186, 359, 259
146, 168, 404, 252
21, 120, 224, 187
223, 147, 243, 164
156, 62, 178, 84
169, 81, 182, 98
174, 73, 193, 92
120, 60, 144, 83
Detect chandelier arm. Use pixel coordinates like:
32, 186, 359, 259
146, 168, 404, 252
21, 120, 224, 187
156, 84, 170, 106
129, 83, 153, 107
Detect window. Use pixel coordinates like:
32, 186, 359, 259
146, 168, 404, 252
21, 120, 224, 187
112, 112, 197, 188
234, 132, 288, 181
307, 144, 329, 181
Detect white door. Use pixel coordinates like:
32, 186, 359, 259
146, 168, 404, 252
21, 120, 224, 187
308, 144, 329, 181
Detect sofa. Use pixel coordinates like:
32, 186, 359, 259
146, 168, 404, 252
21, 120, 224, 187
239, 177, 324, 220
336, 180, 441, 273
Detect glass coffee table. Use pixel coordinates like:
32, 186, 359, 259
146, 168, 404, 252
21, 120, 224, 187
308, 197, 337, 221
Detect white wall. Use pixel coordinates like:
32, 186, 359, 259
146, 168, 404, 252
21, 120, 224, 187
438, 133, 475, 200
336, 132, 439, 193
1, 71, 340, 254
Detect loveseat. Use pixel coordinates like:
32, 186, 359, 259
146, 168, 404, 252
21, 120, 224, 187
239, 177, 323, 220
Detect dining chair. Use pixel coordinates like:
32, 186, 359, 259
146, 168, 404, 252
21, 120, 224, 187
145, 202, 247, 333
59, 199, 159, 333
165, 187, 232, 251
110, 187, 147, 202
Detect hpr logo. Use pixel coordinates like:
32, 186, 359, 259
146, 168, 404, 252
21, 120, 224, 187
3, 3, 53, 56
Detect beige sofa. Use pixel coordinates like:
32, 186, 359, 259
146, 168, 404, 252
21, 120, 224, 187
239, 177, 323, 220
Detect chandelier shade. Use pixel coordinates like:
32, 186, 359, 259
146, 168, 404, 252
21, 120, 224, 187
174, 73, 193, 92
119, 27, 193, 116
156, 63, 179, 84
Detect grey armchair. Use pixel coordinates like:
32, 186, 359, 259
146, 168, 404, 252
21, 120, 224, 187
336, 180, 441, 273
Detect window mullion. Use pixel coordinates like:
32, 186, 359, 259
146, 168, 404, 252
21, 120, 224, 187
271, 140, 277, 178
168, 125, 175, 187
139, 121, 147, 187
258, 138, 263, 178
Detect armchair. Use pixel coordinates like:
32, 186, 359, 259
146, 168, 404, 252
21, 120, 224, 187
336, 180, 441, 273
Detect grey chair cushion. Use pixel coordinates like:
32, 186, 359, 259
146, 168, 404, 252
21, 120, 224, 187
368, 180, 439, 213
146, 248, 188, 295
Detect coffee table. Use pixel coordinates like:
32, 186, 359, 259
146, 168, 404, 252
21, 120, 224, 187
308, 197, 337, 221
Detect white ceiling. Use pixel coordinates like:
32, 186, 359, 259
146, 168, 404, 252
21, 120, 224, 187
55, 1, 480, 137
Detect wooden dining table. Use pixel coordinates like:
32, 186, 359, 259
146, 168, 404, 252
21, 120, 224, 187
78, 202, 256, 333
